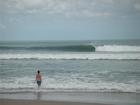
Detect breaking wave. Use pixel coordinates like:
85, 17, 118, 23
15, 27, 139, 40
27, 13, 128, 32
96, 45, 140, 52
0, 44, 140, 52
0, 44, 140, 60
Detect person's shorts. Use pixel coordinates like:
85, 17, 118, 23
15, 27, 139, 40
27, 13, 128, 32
37, 81, 41, 86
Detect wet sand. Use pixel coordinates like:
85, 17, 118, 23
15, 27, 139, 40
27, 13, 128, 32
0, 99, 109, 105
0, 91, 139, 105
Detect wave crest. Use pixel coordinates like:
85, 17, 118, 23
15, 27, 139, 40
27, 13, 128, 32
0, 45, 95, 52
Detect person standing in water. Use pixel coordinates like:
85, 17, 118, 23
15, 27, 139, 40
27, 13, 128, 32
36, 70, 42, 88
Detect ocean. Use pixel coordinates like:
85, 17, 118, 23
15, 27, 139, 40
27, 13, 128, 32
0, 40, 140, 93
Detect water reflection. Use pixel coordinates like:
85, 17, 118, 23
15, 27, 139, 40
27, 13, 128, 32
36, 91, 41, 100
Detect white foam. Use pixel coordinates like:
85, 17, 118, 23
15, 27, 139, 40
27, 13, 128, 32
0, 77, 139, 93
0, 77, 36, 89
96, 45, 140, 52
0, 53, 140, 60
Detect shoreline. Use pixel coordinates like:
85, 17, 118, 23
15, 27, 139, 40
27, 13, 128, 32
0, 91, 139, 105
0, 99, 110, 105
0, 88, 139, 93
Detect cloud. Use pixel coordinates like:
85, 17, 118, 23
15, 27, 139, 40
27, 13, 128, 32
1, 0, 140, 18
6, 0, 113, 17
0, 23, 6, 29
134, 3, 140, 11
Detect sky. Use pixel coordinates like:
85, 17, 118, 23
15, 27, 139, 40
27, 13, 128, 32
0, 0, 140, 41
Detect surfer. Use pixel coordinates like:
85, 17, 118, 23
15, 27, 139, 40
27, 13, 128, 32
36, 70, 42, 88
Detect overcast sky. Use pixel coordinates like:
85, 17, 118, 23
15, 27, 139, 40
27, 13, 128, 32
0, 0, 140, 41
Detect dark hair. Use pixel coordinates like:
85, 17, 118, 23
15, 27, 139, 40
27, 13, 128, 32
37, 70, 40, 74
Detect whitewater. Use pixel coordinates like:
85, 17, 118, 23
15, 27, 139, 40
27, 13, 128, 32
0, 52, 140, 60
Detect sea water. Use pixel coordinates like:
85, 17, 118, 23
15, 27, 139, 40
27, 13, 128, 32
0, 40, 140, 93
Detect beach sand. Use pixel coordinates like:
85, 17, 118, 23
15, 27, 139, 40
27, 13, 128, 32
0, 99, 109, 105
